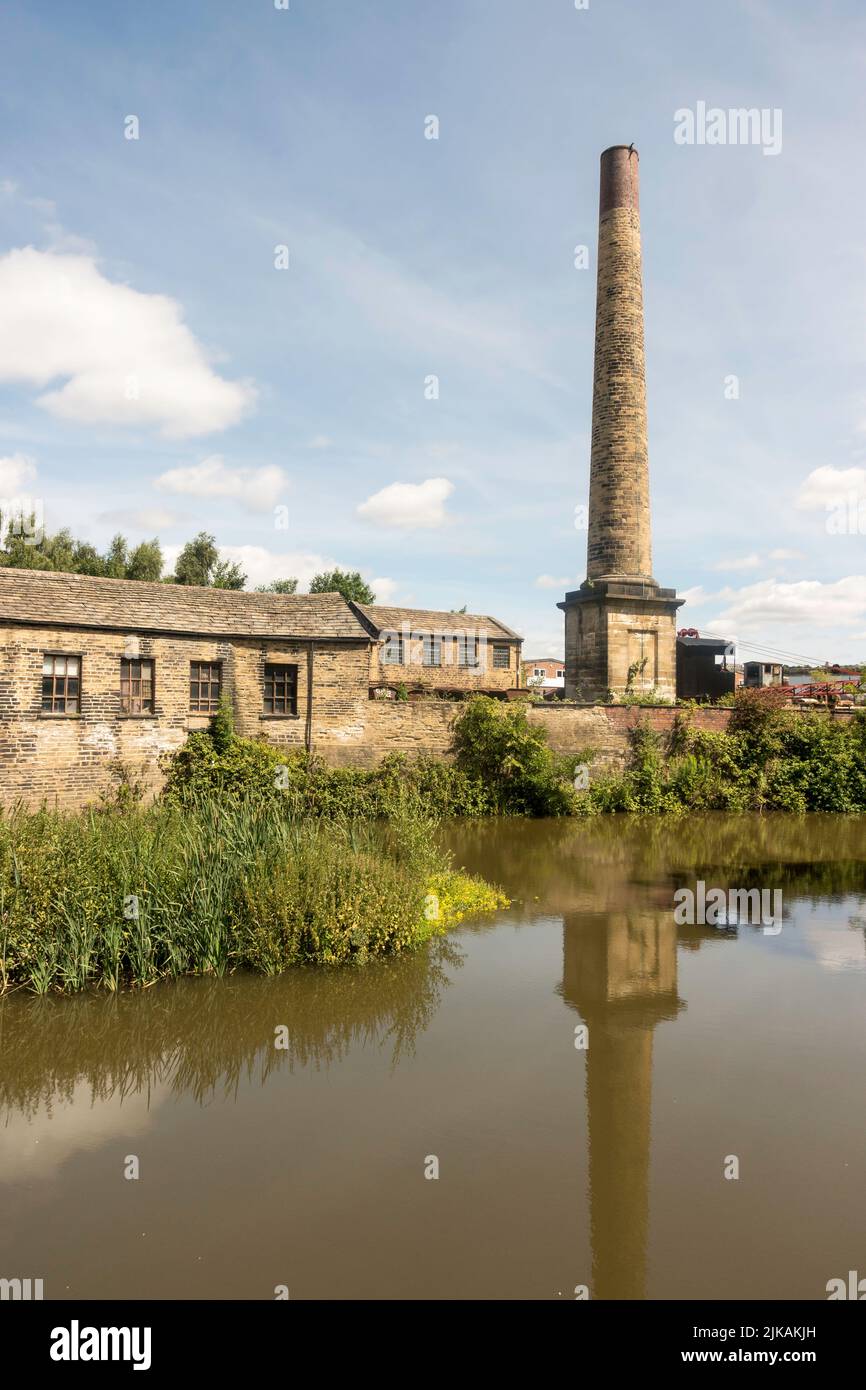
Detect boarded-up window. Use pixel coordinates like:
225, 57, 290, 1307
627, 630, 658, 686
41, 654, 80, 713
120, 658, 154, 714
190, 661, 222, 713
263, 664, 298, 716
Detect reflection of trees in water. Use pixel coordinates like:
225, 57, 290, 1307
443, 815, 866, 920
0, 938, 464, 1115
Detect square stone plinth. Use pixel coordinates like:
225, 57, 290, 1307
558, 580, 683, 702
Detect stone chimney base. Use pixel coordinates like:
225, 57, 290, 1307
559, 580, 683, 702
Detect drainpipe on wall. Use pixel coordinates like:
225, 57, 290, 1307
305, 640, 314, 753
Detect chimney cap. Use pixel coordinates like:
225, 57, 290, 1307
599, 145, 640, 216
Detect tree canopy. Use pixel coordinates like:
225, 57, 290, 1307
0, 520, 163, 583
0, 516, 375, 603
308, 568, 375, 603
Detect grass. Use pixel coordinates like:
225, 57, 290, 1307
0, 797, 507, 995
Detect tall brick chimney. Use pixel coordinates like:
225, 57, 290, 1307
587, 146, 652, 581
559, 145, 682, 701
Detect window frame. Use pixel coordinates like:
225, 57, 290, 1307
189, 660, 223, 714
422, 634, 441, 668
457, 634, 480, 668
381, 632, 404, 666
41, 652, 82, 715
492, 644, 510, 670
262, 662, 299, 718
120, 657, 155, 716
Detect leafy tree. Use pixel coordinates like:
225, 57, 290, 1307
103, 534, 129, 579
0, 520, 164, 583
126, 539, 163, 582
255, 578, 298, 594
308, 568, 375, 604
70, 541, 106, 576
1, 524, 76, 572
173, 532, 246, 589
173, 532, 219, 587
212, 557, 247, 590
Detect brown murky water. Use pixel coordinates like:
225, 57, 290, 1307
1, 815, 865, 1301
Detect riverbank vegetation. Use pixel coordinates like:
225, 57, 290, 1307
164, 690, 866, 820
578, 691, 866, 814
0, 799, 505, 995
163, 695, 581, 819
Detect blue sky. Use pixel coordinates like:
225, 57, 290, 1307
1, 0, 865, 661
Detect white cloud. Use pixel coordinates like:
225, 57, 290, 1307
309, 435, 333, 450
768, 548, 804, 561
158, 544, 337, 591
679, 585, 708, 606
0, 248, 255, 437
795, 466, 866, 510
711, 553, 761, 571
155, 456, 287, 511
221, 547, 338, 591
369, 576, 400, 602
534, 574, 577, 589
709, 576, 866, 632
357, 477, 454, 529
0, 451, 37, 495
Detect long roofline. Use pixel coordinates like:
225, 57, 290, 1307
349, 601, 523, 642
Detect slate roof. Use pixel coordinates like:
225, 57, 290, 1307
351, 603, 522, 642
0, 567, 368, 640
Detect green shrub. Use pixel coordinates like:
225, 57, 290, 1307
449, 696, 578, 815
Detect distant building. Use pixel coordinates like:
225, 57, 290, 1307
676, 636, 735, 701
522, 658, 565, 690
743, 661, 784, 688
350, 604, 522, 694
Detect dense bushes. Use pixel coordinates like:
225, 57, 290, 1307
0, 799, 506, 993
161, 695, 580, 819
449, 696, 579, 815
578, 699, 866, 815
161, 736, 495, 818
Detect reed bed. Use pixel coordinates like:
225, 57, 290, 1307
0, 798, 506, 995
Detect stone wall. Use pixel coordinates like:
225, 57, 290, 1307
314, 701, 735, 771
0, 627, 770, 809
0, 625, 370, 810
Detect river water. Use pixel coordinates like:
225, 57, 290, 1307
1, 815, 865, 1300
